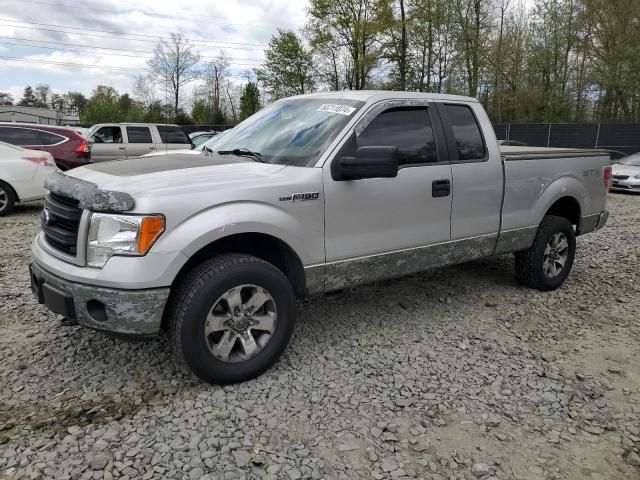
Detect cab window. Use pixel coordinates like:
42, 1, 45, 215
356, 107, 439, 166
93, 126, 123, 144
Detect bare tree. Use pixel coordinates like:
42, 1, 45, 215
147, 33, 200, 120
132, 74, 157, 108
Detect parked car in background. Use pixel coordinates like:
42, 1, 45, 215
68, 126, 91, 138
189, 131, 218, 148
140, 129, 229, 158
87, 123, 194, 161
599, 149, 629, 162
0, 141, 56, 216
611, 153, 640, 193
0, 123, 91, 170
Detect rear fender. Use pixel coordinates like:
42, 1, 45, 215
532, 175, 586, 227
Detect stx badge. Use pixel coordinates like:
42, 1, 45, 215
279, 192, 320, 202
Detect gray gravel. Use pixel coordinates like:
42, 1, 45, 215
1, 194, 639, 480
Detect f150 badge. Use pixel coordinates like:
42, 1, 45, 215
279, 192, 320, 202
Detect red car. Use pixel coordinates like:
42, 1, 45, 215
0, 123, 91, 170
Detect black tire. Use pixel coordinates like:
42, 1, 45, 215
169, 254, 296, 384
515, 215, 576, 291
0, 180, 16, 217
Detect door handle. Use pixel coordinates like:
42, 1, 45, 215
432, 179, 451, 198
118, 146, 125, 150
149, 146, 155, 149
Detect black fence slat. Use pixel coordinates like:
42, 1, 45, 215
493, 123, 640, 156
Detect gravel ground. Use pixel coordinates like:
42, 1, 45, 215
1, 194, 639, 480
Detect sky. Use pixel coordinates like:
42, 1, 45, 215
0, 0, 309, 103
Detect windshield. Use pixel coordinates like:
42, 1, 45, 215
618, 153, 640, 166
210, 98, 365, 167
198, 130, 228, 151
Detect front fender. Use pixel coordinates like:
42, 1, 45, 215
154, 201, 324, 267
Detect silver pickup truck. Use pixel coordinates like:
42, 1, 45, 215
30, 91, 611, 384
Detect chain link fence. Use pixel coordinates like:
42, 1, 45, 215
494, 123, 640, 156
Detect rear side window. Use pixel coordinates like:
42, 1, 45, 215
357, 107, 438, 166
38, 131, 65, 145
442, 104, 486, 161
93, 126, 123, 144
156, 126, 190, 144
0, 127, 42, 146
126, 126, 153, 144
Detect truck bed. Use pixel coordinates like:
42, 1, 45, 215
500, 146, 609, 160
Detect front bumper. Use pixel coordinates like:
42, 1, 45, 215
30, 261, 170, 336
611, 181, 640, 192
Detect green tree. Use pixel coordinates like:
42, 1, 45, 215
82, 85, 121, 123
18, 86, 37, 107
175, 109, 194, 125
191, 99, 215, 124
63, 91, 88, 116
255, 30, 315, 99
239, 82, 261, 120
34, 84, 50, 108
50, 93, 65, 111
308, 0, 389, 90
143, 101, 169, 123
0, 92, 13, 105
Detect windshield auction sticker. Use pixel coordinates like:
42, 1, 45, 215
317, 104, 356, 116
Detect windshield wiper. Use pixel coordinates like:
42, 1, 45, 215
217, 147, 265, 163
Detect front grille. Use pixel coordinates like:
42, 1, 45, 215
42, 193, 82, 255
613, 175, 630, 180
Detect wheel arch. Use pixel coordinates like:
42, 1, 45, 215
544, 196, 582, 231
170, 232, 307, 300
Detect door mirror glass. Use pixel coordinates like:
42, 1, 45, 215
337, 146, 399, 180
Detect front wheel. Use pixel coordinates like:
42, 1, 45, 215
169, 254, 296, 384
515, 215, 576, 291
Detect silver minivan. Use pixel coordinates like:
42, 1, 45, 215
87, 123, 193, 161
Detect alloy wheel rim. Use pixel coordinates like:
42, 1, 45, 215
0, 188, 7, 210
204, 284, 277, 363
543, 232, 569, 278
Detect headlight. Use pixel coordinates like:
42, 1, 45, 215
87, 213, 165, 268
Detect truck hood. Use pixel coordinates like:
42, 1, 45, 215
66, 153, 287, 196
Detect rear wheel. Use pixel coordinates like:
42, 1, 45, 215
0, 181, 16, 216
169, 254, 296, 384
515, 215, 576, 291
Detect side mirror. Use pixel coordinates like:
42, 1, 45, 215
336, 146, 399, 181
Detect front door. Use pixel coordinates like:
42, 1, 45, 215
91, 126, 125, 161
322, 102, 453, 290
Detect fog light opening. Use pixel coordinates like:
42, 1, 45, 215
87, 300, 108, 323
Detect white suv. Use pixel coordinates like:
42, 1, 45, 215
87, 123, 193, 161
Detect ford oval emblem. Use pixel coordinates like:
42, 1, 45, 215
42, 208, 51, 226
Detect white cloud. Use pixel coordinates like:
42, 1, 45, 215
0, 0, 309, 99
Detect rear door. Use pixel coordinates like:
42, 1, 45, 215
322, 101, 453, 289
435, 102, 502, 254
90, 125, 125, 161
124, 126, 156, 157
0, 126, 42, 149
156, 125, 192, 152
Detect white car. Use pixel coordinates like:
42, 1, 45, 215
0, 141, 57, 216
140, 130, 229, 158
611, 153, 640, 193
